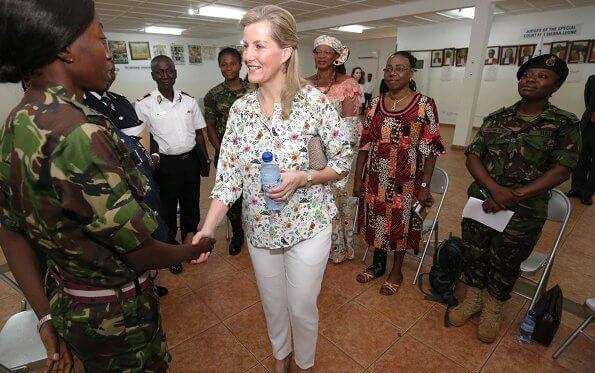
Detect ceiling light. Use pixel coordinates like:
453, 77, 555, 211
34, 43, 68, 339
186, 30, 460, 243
143, 26, 185, 35
332, 24, 374, 34
436, 7, 475, 19
196, 5, 246, 20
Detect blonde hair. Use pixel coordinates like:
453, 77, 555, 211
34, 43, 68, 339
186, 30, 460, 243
240, 5, 305, 120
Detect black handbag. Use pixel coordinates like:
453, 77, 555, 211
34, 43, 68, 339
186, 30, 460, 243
194, 147, 211, 177
531, 284, 563, 346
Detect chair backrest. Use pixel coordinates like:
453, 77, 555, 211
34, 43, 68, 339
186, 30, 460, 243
547, 189, 571, 223
430, 167, 449, 195
0, 311, 47, 371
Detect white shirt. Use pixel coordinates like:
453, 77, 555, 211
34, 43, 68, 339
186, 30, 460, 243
135, 89, 206, 155
363, 81, 374, 95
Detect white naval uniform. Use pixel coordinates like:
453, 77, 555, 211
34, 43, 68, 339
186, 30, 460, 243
135, 89, 206, 156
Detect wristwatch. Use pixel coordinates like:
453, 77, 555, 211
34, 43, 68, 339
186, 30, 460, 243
37, 314, 52, 332
420, 182, 429, 188
305, 169, 313, 188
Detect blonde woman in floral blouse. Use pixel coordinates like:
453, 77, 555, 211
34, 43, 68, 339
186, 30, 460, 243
307, 35, 363, 264
191, 6, 352, 373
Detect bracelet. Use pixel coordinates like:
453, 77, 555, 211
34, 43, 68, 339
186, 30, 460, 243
37, 314, 52, 332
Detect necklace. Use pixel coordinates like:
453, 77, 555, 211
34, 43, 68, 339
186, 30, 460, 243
387, 91, 412, 111
315, 69, 336, 94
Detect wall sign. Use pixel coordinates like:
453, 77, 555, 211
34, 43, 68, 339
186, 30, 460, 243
521, 24, 582, 39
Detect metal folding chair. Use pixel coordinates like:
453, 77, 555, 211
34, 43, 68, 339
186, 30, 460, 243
553, 298, 594, 359
412, 167, 449, 284
0, 264, 26, 312
512, 189, 571, 310
0, 311, 47, 373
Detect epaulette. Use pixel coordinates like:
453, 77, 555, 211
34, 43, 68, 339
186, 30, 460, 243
137, 93, 151, 101
484, 106, 508, 120
554, 108, 579, 122
181, 91, 194, 98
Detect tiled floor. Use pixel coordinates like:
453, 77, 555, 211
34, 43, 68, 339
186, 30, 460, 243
1, 126, 594, 372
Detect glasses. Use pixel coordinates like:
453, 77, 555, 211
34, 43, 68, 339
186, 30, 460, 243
383, 67, 412, 75
313, 50, 336, 57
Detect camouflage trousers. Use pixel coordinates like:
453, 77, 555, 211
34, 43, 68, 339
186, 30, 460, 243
49, 284, 170, 373
461, 214, 546, 301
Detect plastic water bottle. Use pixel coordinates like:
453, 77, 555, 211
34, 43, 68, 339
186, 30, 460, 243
260, 152, 285, 211
517, 310, 537, 344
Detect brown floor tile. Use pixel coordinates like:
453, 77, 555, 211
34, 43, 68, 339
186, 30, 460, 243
182, 252, 236, 291
408, 304, 521, 372
223, 302, 272, 361
0, 294, 23, 328
196, 271, 260, 321
322, 259, 381, 301
261, 335, 364, 373
317, 284, 351, 321
354, 265, 434, 331
481, 341, 570, 373
169, 323, 258, 373
498, 307, 595, 373
319, 301, 401, 368
368, 334, 470, 373
223, 244, 254, 271
245, 364, 269, 373
160, 292, 219, 348
154, 269, 191, 293
0, 271, 19, 301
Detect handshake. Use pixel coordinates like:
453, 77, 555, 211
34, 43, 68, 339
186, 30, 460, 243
183, 232, 216, 264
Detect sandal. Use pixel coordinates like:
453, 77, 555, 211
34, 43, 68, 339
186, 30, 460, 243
356, 248, 388, 283
380, 281, 401, 296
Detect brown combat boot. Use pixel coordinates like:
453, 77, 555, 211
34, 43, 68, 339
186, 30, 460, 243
477, 290, 505, 343
447, 286, 482, 326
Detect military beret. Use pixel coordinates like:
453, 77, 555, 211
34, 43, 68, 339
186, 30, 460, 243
517, 54, 568, 83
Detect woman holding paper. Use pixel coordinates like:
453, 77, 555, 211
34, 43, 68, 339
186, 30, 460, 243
449, 54, 581, 344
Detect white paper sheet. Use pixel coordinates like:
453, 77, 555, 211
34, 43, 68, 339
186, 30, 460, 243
462, 197, 514, 232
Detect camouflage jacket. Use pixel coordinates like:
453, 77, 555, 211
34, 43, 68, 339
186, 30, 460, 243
0, 87, 158, 287
465, 101, 580, 215
203, 79, 255, 138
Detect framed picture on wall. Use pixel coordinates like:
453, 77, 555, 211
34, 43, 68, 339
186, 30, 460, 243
589, 40, 595, 63
485, 46, 499, 65
568, 40, 589, 64
129, 41, 151, 60
443, 48, 455, 66
500, 45, 517, 65
108, 40, 128, 64
517, 44, 536, 66
456, 48, 468, 66
550, 41, 569, 60
188, 45, 203, 64
171, 44, 186, 65
430, 50, 443, 67
152, 44, 168, 58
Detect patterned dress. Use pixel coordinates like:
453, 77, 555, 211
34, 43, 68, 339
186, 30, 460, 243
358, 93, 445, 252
322, 78, 363, 263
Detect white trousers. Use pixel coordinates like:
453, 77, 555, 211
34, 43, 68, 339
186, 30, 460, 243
247, 224, 331, 369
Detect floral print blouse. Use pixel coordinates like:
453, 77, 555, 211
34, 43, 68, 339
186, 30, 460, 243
211, 85, 353, 249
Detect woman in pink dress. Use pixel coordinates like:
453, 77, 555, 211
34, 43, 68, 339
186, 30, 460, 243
307, 35, 362, 264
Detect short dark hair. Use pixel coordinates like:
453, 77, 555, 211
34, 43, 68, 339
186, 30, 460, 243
0, 0, 95, 83
218, 47, 242, 63
151, 55, 175, 71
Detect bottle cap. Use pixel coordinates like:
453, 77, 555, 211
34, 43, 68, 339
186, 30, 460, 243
528, 310, 537, 317
262, 151, 273, 163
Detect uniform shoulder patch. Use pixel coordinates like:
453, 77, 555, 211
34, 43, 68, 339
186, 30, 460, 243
181, 91, 195, 98
137, 93, 151, 102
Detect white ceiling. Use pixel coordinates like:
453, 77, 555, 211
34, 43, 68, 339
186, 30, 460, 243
96, 0, 595, 41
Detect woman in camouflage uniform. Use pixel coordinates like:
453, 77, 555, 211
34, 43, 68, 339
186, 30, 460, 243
0, 1, 213, 371
448, 54, 581, 344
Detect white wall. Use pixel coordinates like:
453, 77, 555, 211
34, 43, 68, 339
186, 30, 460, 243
397, 5, 595, 125
0, 32, 235, 122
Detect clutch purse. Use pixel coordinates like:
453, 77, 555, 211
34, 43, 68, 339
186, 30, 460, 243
307, 135, 327, 171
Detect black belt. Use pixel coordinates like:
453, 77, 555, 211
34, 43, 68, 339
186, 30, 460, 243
160, 150, 194, 160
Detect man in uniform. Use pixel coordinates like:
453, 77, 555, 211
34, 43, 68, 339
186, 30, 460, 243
448, 54, 581, 343
136, 55, 209, 273
568, 75, 595, 205
84, 62, 170, 295
204, 47, 255, 255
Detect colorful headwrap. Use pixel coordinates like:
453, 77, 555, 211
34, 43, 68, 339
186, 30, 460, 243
313, 35, 350, 66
